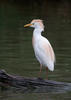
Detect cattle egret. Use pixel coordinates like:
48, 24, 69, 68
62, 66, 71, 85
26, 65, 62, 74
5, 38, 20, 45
24, 19, 55, 79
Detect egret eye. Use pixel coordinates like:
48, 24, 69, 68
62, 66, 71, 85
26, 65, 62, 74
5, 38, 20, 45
32, 23, 34, 25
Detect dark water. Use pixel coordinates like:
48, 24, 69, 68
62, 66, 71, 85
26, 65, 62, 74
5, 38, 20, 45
0, 1, 71, 100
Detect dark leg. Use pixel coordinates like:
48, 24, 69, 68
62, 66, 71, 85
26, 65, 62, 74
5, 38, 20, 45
46, 67, 48, 79
38, 64, 42, 78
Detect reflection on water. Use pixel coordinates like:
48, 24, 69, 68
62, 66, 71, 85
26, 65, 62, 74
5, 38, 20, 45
0, 0, 71, 100
0, 86, 71, 100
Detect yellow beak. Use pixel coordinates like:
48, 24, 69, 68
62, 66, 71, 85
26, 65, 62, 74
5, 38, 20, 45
24, 24, 32, 27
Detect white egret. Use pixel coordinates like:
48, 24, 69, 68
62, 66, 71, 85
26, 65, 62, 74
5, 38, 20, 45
24, 19, 55, 79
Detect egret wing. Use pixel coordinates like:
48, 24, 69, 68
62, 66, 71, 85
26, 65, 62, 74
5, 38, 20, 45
38, 37, 55, 71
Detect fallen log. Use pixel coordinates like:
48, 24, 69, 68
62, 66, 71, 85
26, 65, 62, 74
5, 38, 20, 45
0, 69, 68, 90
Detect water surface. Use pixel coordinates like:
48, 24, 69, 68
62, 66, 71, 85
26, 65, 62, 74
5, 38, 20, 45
0, 1, 71, 100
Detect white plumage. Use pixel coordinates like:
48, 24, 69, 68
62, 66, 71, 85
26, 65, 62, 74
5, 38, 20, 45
24, 19, 55, 78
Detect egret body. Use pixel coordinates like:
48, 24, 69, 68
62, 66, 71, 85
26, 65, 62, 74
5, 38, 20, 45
24, 19, 55, 78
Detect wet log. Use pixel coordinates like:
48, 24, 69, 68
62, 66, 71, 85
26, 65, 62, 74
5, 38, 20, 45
0, 70, 68, 89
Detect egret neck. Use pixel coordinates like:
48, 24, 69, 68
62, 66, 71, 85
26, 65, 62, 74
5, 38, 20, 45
33, 27, 44, 37
32, 28, 44, 50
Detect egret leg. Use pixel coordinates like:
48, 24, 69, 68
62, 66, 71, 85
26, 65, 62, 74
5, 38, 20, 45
38, 64, 42, 78
46, 67, 48, 79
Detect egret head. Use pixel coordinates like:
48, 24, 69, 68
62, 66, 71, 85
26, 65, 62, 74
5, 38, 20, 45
24, 19, 44, 31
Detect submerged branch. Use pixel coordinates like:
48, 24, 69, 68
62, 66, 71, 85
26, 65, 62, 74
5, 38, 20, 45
0, 70, 68, 89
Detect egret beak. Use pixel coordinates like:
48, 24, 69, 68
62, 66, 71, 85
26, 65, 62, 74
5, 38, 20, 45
24, 24, 32, 27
